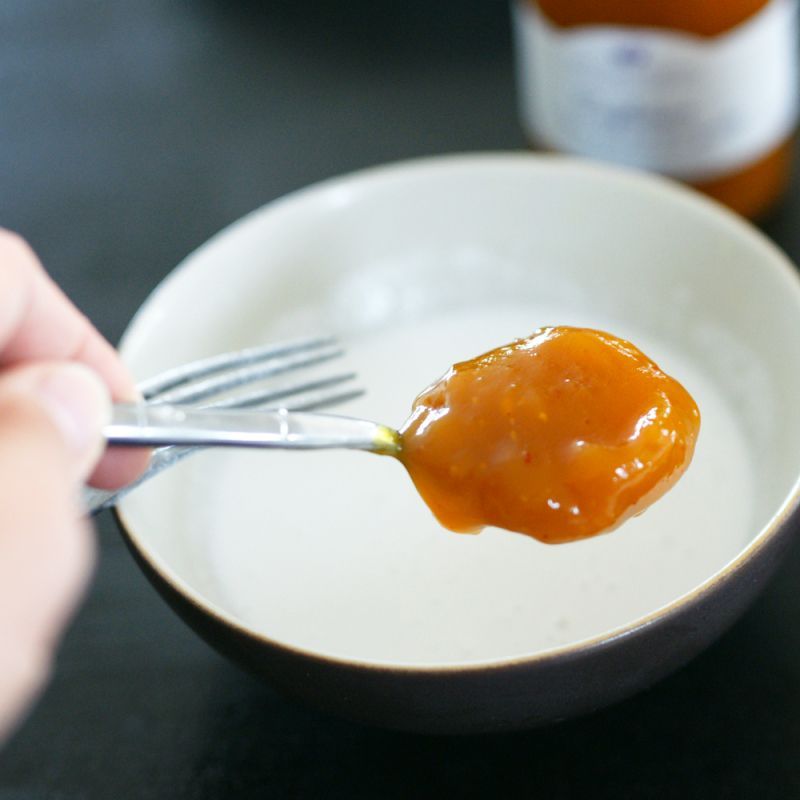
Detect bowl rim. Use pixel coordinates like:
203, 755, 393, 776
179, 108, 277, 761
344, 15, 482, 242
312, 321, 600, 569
115, 151, 800, 675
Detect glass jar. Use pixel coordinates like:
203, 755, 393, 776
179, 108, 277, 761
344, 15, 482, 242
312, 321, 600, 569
512, 0, 799, 218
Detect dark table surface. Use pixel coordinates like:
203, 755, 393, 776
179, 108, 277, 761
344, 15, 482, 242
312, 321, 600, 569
3, 1, 800, 797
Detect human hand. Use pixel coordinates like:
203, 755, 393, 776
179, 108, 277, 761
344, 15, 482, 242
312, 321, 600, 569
0, 230, 148, 743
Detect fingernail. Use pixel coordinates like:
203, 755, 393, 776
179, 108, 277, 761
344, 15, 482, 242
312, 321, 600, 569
35, 364, 111, 460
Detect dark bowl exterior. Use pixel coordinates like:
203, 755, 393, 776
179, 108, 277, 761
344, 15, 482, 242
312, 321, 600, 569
115, 504, 799, 734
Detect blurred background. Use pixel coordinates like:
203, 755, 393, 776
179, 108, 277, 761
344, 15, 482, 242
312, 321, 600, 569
1, 0, 518, 345
1, 1, 800, 797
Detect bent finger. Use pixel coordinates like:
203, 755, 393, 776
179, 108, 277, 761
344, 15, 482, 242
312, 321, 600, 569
0, 230, 149, 488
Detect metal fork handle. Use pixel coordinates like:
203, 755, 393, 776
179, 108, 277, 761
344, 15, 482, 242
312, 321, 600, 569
85, 405, 400, 516
105, 403, 401, 453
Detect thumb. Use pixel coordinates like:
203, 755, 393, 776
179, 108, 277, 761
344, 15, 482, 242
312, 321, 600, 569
0, 361, 111, 482
0, 362, 110, 743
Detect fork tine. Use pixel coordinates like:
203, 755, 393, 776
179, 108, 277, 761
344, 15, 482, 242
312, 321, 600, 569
199, 372, 360, 410
149, 344, 344, 406
285, 386, 365, 411
138, 335, 337, 400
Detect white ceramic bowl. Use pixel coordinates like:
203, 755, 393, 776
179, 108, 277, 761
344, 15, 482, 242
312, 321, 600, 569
116, 153, 800, 733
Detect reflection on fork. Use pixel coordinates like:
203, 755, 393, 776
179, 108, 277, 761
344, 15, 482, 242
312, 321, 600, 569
85, 336, 363, 515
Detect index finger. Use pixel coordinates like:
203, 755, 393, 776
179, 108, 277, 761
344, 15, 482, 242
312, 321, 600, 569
0, 230, 148, 489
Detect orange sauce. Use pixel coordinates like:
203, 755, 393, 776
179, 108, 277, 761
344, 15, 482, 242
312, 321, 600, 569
528, 0, 795, 218
535, 0, 772, 34
399, 327, 700, 543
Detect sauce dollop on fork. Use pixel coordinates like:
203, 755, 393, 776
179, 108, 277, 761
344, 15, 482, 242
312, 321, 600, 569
398, 326, 700, 543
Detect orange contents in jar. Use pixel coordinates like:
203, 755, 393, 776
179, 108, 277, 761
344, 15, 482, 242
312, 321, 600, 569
399, 327, 700, 543
517, 0, 797, 218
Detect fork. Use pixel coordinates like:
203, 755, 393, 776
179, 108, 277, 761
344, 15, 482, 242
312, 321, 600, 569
85, 336, 397, 514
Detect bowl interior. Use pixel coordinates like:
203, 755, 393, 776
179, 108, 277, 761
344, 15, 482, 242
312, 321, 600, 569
118, 154, 800, 667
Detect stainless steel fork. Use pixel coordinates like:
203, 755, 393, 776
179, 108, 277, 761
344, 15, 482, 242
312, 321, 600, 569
85, 336, 378, 514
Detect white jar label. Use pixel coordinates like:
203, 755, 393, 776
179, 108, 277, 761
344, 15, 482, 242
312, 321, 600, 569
512, 0, 799, 179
